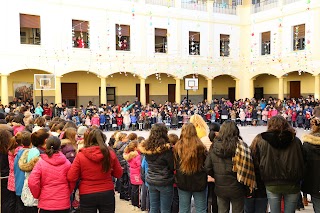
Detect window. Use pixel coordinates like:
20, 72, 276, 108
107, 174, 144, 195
252, 0, 260, 4
116, 24, 130, 51
72, 20, 89, 48
261, 31, 271, 55
155, 28, 167, 53
293, 24, 305, 51
20, 14, 41, 45
107, 87, 116, 105
189, 31, 200, 55
220, 34, 230, 57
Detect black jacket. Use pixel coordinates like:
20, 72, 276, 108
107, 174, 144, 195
139, 143, 174, 187
205, 140, 246, 199
0, 153, 9, 189
301, 133, 320, 198
256, 130, 304, 186
175, 155, 207, 192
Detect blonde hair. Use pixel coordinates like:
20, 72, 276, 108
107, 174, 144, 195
189, 114, 209, 135
113, 132, 127, 148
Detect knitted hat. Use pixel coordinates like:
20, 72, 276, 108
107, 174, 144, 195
77, 126, 88, 136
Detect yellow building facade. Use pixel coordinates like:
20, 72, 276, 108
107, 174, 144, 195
0, 0, 319, 106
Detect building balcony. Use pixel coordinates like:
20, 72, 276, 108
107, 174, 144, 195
145, 0, 175, 7
213, 3, 237, 15
181, 0, 208, 12
252, 0, 278, 13
283, 0, 303, 5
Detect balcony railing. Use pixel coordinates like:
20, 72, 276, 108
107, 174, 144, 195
146, 0, 175, 7
181, 1, 208, 12
252, 0, 278, 13
213, 3, 237, 15
283, 0, 302, 5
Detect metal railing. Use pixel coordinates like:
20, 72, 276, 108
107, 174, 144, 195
213, 3, 237, 15
0, 176, 9, 213
145, 0, 175, 7
252, 0, 278, 13
181, 0, 208, 12
283, 0, 302, 5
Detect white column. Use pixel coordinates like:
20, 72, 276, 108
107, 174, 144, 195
175, 78, 181, 104
249, 78, 255, 99
207, 78, 213, 103
55, 76, 62, 104
314, 74, 320, 100
100, 76, 107, 104
278, 77, 284, 100
140, 77, 146, 106
1, 75, 9, 106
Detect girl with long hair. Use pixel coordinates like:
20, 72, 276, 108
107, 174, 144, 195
67, 129, 123, 213
60, 127, 77, 163
28, 136, 72, 213
253, 115, 304, 213
205, 120, 247, 213
174, 123, 207, 213
301, 117, 320, 212
123, 140, 143, 211
139, 123, 174, 213
190, 114, 211, 151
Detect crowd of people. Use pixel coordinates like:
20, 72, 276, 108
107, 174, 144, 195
0, 96, 320, 213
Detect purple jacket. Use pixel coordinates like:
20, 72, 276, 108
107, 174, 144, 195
60, 139, 76, 163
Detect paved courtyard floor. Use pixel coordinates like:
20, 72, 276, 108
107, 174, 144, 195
104, 126, 314, 213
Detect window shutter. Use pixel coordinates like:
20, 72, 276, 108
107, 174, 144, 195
155, 28, 167, 37
20, 14, 40, 28
189, 31, 200, 42
72, 20, 89, 32
116, 24, 130, 37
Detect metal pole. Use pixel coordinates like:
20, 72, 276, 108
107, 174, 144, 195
41, 89, 44, 106
187, 90, 189, 107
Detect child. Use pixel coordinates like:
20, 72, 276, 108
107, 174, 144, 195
130, 112, 137, 131
85, 114, 91, 127
123, 111, 131, 131
168, 133, 179, 213
297, 112, 304, 128
116, 113, 123, 131
138, 115, 144, 131
304, 111, 311, 130
164, 113, 171, 130
91, 113, 100, 128
123, 141, 143, 211
171, 113, 178, 130
99, 112, 106, 131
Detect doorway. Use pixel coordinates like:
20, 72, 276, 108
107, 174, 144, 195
61, 83, 77, 107
136, 84, 150, 104
254, 87, 264, 100
228, 87, 235, 102
168, 84, 176, 103
203, 88, 207, 101
290, 81, 301, 98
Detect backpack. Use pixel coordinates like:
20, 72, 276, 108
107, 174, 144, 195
21, 172, 38, 206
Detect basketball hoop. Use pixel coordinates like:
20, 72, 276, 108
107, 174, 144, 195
190, 86, 197, 92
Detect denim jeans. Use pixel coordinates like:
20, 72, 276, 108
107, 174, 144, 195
244, 197, 268, 213
312, 196, 320, 213
171, 187, 179, 213
178, 189, 207, 213
266, 190, 299, 213
141, 183, 150, 211
148, 185, 173, 213
217, 196, 244, 213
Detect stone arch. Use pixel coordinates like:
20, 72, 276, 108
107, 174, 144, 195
253, 73, 279, 99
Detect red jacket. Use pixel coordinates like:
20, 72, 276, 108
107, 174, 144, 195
43, 107, 52, 117
28, 152, 72, 211
67, 146, 123, 195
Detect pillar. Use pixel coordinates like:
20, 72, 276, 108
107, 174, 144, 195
140, 77, 146, 106
207, 78, 213, 103
100, 76, 107, 104
278, 77, 284, 100
235, 79, 240, 100
1, 75, 9, 106
249, 78, 255, 99
175, 78, 181, 104
55, 76, 62, 104
314, 74, 320, 100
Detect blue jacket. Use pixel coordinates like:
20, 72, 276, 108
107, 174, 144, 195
100, 114, 106, 124
141, 156, 149, 187
130, 115, 137, 124
14, 149, 26, 196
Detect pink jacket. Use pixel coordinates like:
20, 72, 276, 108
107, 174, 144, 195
123, 151, 142, 185
271, 109, 278, 117
28, 152, 72, 211
91, 117, 100, 127
7, 146, 23, 191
